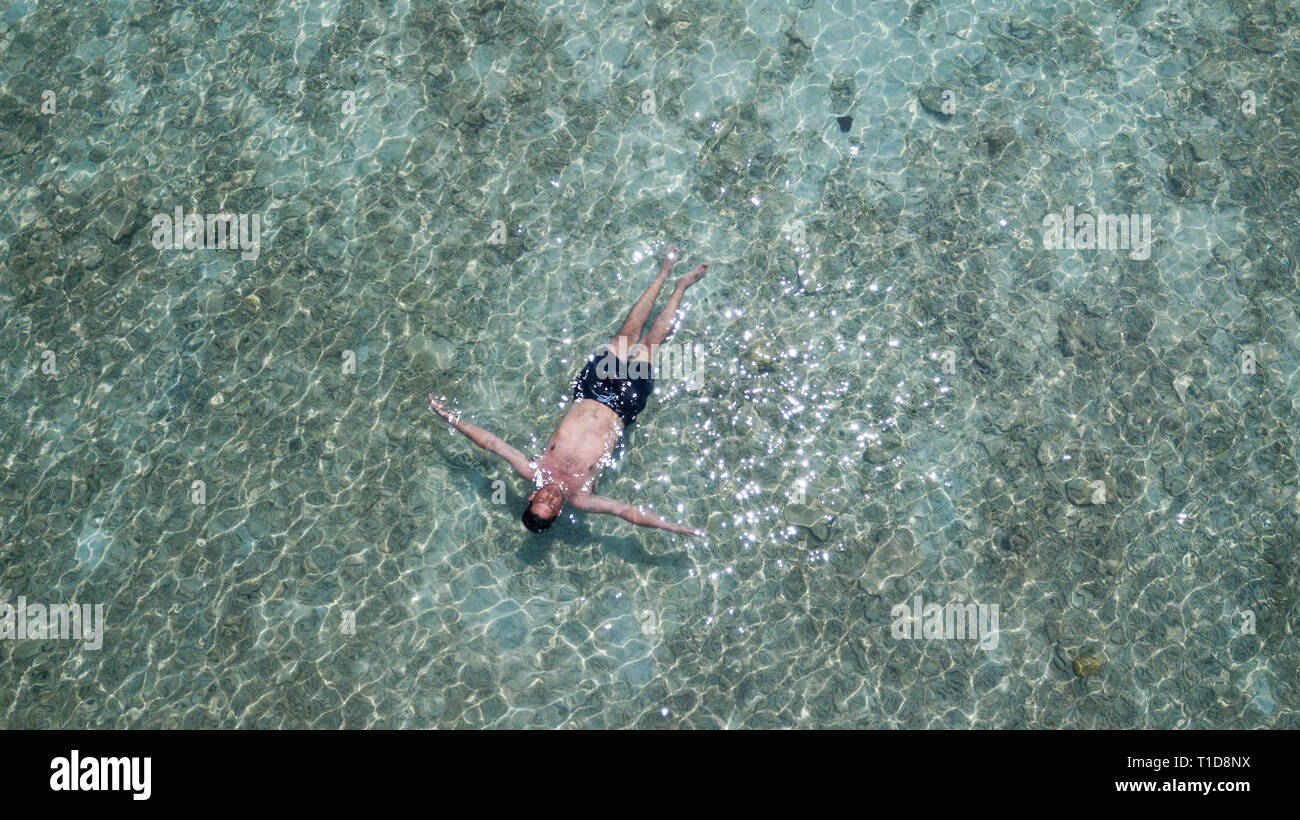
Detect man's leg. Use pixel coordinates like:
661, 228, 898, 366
611, 246, 677, 352
634, 264, 708, 360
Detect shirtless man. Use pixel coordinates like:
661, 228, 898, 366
429, 245, 708, 536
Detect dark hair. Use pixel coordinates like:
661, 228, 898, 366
522, 505, 556, 533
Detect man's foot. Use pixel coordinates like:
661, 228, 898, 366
678, 263, 708, 288
658, 245, 679, 278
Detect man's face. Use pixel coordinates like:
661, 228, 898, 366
527, 484, 564, 519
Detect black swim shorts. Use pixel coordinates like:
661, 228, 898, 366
571, 346, 654, 426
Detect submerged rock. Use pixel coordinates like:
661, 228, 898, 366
1057, 311, 1095, 357
1065, 477, 1112, 506
1188, 134, 1217, 162
1166, 163, 1198, 198
1161, 461, 1192, 495
997, 523, 1034, 553
981, 125, 1017, 158
784, 503, 835, 542
917, 85, 953, 120
742, 335, 781, 372
863, 429, 903, 463
98, 196, 139, 243
857, 531, 922, 595
830, 74, 855, 114
1072, 652, 1103, 677
1043, 501, 1071, 533
1065, 478, 1093, 505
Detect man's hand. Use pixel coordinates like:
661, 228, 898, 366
670, 522, 707, 537
643, 515, 705, 538
429, 394, 458, 422
427, 394, 535, 481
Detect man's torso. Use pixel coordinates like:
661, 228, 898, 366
533, 399, 624, 497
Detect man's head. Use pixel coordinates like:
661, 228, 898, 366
522, 483, 565, 533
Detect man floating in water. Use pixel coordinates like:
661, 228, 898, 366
429, 245, 708, 536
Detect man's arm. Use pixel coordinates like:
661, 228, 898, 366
570, 493, 705, 537
429, 395, 536, 481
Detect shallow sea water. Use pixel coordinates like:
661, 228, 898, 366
0, 0, 1297, 728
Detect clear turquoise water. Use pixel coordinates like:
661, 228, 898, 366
0, 0, 1296, 727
